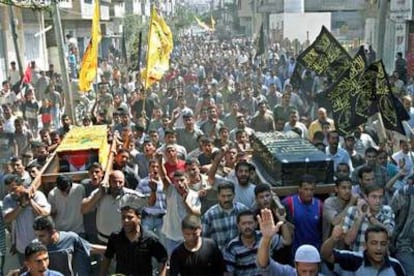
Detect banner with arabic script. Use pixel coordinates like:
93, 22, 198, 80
367, 61, 409, 135
294, 26, 352, 87
325, 47, 370, 136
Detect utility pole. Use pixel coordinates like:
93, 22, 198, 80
8, 6, 23, 76
38, 10, 48, 69
376, 0, 388, 59
1, 7, 10, 79
252, 0, 257, 37
51, 1, 75, 122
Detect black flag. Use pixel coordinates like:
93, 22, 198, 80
295, 26, 352, 86
255, 24, 265, 58
367, 61, 410, 135
325, 46, 369, 136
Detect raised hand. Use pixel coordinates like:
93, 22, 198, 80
257, 208, 284, 239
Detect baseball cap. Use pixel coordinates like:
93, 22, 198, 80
294, 245, 321, 263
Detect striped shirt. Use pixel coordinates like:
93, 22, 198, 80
342, 205, 395, 252
202, 202, 248, 249
223, 231, 284, 276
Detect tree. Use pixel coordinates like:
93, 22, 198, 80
122, 14, 146, 70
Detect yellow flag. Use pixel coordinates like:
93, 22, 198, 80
211, 15, 216, 31
79, 0, 102, 92
142, 8, 173, 89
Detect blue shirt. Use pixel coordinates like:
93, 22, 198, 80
38, 231, 91, 276
283, 194, 323, 252
326, 147, 353, 172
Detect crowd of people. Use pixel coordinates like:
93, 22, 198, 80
0, 32, 413, 275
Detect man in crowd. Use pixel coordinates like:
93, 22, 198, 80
250, 100, 275, 132
100, 205, 168, 276
176, 111, 204, 153
256, 208, 322, 275
48, 175, 85, 234
308, 107, 335, 141
323, 176, 358, 241
112, 148, 140, 190
57, 114, 72, 138
390, 175, 414, 274
209, 155, 256, 208
326, 130, 353, 173
253, 184, 293, 264
10, 156, 32, 187
136, 159, 167, 237
342, 134, 365, 168
33, 215, 106, 275
352, 166, 375, 196
223, 209, 289, 275
342, 184, 395, 252
392, 139, 414, 177
81, 170, 145, 244
321, 224, 405, 275
3, 174, 50, 264
21, 242, 63, 276
170, 215, 225, 276
202, 182, 248, 249
159, 128, 187, 160
158, 153, 200, 255
163, 144, 186, 180
81, 162, 104, 243
351, 147, 389, 190
229, 114, 255, 140
283, 174, 323, 253
200, 105, 225, 138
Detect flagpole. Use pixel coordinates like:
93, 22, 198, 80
137, 31, 142, 76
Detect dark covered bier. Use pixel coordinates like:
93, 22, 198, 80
251, 132, 334, 186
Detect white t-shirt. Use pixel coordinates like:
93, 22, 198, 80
161, 185, 200, 241
48, 183, 85, 233
392, 150, 414, 176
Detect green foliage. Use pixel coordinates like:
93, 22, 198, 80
122, 5, 195, 68
171, 5, 196, 39
123, 14, 146, 70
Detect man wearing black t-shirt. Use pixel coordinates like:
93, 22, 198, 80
170, 215, 226, 276
100, 205, 168, 276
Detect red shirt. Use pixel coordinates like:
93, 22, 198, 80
164, 160, 186, 180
